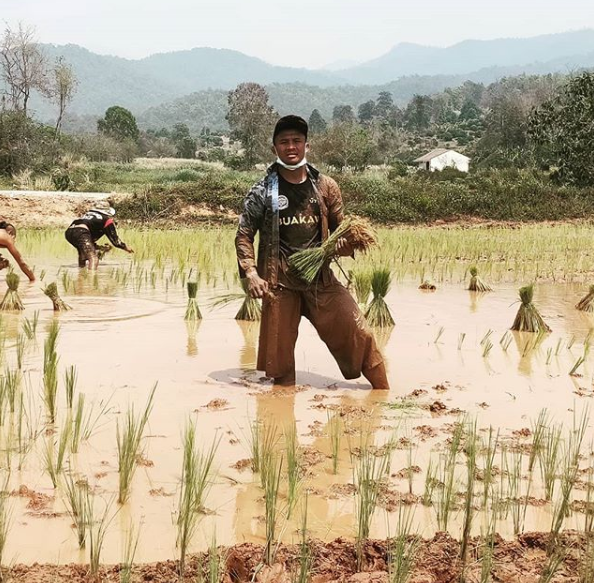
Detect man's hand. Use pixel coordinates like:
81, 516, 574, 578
245, 268, 268, 299
125, 245, 134, 254
335, 237, 354, 257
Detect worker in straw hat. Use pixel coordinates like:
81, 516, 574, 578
0, 216, 35, 281
235, 115, 389, 389
65, 202, 133, 269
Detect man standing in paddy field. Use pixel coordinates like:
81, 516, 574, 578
235, 115, 390, 389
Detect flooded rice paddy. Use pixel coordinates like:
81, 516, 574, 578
3, 226, 594, 568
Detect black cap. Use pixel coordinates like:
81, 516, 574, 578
273, 115, 308, 143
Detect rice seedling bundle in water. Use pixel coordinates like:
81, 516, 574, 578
511, 284, 551, 333
184, 281, 202, 321
364, 268, 395, 327
235, 279, 261, 321
576, 285, 594, 312
288, 217, 377, 285
0, 271, 24, 311
43, 282, 72, 311
351, 269, 372, 308
467, 266, 493, 292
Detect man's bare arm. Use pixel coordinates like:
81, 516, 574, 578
5, 240, 35, 281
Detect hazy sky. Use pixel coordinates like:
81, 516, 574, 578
3, 0, 594, 68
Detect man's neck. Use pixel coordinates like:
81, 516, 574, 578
278, 165, 308, 184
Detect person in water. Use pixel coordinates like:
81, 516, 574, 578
65, 205, 133, 269
0, 217, 35, 281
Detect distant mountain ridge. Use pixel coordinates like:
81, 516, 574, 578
24, 29, 594, 124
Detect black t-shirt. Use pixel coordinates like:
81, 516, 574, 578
277, 175, 322, 289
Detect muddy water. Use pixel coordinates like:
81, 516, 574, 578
1, 255, 594, 565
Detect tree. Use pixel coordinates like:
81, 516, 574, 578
529, 72, 594, 185
97, 106, 139, 142
314, 123, 376, 171
459, 98, 481, 121
332, 105, 355, 124
171, 123, 196, 158
50, 56, 77, 137
226, 82, 277, 168
375, 91, 394, 120
0, 23, 49, 115
308, 109, 327, 134
358, 100, 376, 125
404, 95, 433, 131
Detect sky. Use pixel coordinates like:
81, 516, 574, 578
3, 0, 594, 68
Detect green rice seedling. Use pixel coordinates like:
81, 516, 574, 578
481, 427, 499, 509
176, 422, 200, 580
511, 285, 551, 333
482, 339, 493, 357
352, 269, 372, 308
0, 271, 24, 311
291, 493, 312, 583
435, 421, 464, 531
327, 410, 342, 475
15, 393, 40, 471
539, 425, 562, 501
568, 334, 576, 350
235, 279, 261, 321
546, 347, 553, 365
87, 495, 115, 579
204, 530, 225, 583
2, 368, 20, 414
22, 310, 39, 340
284, 421, 301, 517
184, 280, 202, 321
460, 421, 478, 575
570, 353, 586, 376
529, 409, 550, 472
480, 330, 493, 346
289, 217, 377, 284
500, 331, 513, 352
263, 454, 283, 565
422, 456, 438, 506
15, 333, 25, 370
64, 365, 77, 409
43, 422, 72, 488
389, 506, 420, 583
120, 521, 139, 583
480, 493, 499, 583
576, 285, 594, 312
579, 529, 594, 583
354, 435, 392, 569
554, 338, 563, 355
433, 326, 445, 344
467, 266, 493, 292
62, 473, 90, 548
458, 333, 466, 350
116, 384, 156, 504
43, 282, 72, 311
538, 547, 566, 583
364, 268, 395, 327
258, 422, 280, 490
248, 417, 261, 473
43, 320, 60, 424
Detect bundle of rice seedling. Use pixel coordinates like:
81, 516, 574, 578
0, 271, 24, 311
576, 285, 594, 312
96, 244, 112, 260
288, 217, 377, 285
364, 268, 395, 327
351, 269, 372, 308
419, 281, 437, 291
43, 282, 72, 311
235, 279, 261, 321
511, 284, 551, 333
467, 266, 493, 292
184, 281, 202, 321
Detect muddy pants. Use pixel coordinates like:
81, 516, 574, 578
65, 227, 97, 268
257, 280, 384, 380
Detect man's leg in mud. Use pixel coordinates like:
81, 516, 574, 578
257, 286, 301, 386
303, 282, 389, 390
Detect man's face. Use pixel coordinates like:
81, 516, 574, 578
273, 130, 308, 165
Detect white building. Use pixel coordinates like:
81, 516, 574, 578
414, 148, 470, 173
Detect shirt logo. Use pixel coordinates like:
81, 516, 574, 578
278, 195, 289, 210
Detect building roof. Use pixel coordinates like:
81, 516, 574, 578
414, 148, 470, 163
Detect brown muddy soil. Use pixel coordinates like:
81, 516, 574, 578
7, 531, 585, 582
